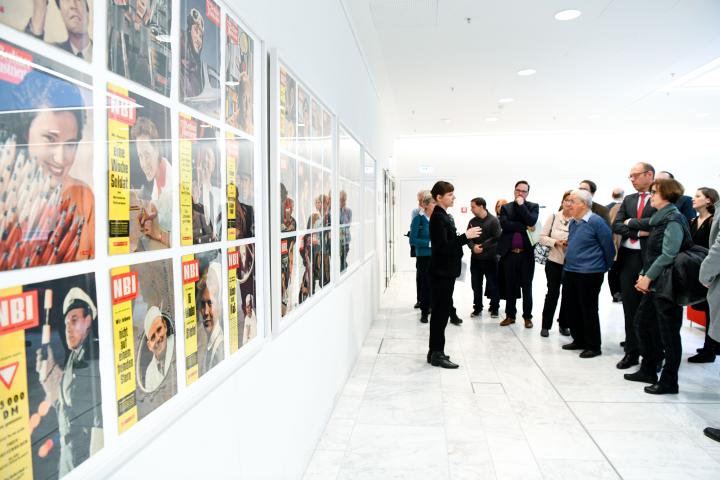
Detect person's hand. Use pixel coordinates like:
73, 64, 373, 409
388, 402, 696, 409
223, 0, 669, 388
30, 0, 49, 36
624, 218, 631, 226
527, 226, 535, 232
635, 275, 651, 293
515, 196, 525, 205
466, 226, 481, 239
638, 231, 649, 237
557, 239, 568, 250
35, 347, 61, 404
472, 245, 482, 254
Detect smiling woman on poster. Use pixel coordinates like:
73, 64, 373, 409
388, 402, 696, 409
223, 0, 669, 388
0, 67, 95, 270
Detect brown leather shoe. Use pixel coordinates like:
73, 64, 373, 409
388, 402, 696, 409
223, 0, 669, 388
524, 319, 533, 328
500, 317, 515, 326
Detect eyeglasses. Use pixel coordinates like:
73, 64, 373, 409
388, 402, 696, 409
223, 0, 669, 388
649, 190, 657, 195
628, 171, 650, 180
514, 188, 529, 194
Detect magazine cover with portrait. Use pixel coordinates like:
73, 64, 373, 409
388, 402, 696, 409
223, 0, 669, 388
280, 236, 297, 317
0, 0, 94, 61
0, 40, 94, 272
179, 0, 221, 118
279, 66, 296, 152
179, 114, 222, 245
225, 14, 253, 134
182, 249, 223, 385
0, 273, 102, 479
226, 134, 254, 241
280, 154, 297, 233
110, 258, 176, 434
108, 83, 172, 255
227, 244, 256, 354
107, 0, 172, 96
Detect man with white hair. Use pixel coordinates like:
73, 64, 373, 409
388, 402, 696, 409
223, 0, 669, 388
561, 189, 615, 358
199, 261, 224, 374
144, 306, 175, 391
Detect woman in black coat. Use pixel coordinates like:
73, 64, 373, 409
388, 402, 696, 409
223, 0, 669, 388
428, 181, 481, 368
688, 187, 719, 362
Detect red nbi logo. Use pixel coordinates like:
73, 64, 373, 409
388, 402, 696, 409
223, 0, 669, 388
0, 290, 39, 335
228, 250, 240, 270
183, 259, 200, 284
112, 272, 139, 305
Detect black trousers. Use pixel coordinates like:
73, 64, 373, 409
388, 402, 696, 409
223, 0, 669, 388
415, 257, 421, 303
503, 251, 535, 319
608, 260, 621, 298
542, 260, 569, 330
470, 257, 500, 311
635, 292, 683, 387
695, 301, 720, 353
429, 275, 455, 353
618, 248, 644, 355
417, 256, 432, 314
564, 271, 604, 351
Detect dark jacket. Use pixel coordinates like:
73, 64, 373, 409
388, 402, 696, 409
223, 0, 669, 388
654, 245, 709, 306
498, 200, 539, 256
612, 192, 657, 252
676, 195, 697, 222
591, 202, 611, 225
429, 206, 468, 278
690, 215, 713, 249
467, 213, 501, 260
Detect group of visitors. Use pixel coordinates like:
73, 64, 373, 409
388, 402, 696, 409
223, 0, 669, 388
409, 163, 720, 443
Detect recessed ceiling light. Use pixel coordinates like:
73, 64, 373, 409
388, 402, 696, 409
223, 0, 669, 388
155, 34, 173, 43
517, 69, 536, 76
498, 98, 514, 104
554, 9, 582, 21
485, 117, 498, 122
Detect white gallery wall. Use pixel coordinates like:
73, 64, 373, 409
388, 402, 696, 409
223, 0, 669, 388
88, 1, 393, 479
394, 130, 720, 272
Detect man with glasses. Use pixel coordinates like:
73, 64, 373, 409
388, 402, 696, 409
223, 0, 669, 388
498, 180, 539, 328
613, 162, 657, 370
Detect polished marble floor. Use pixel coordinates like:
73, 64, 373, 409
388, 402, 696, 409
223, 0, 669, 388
303, 271, 720, 480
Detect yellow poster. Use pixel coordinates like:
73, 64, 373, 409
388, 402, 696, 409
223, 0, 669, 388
227, 248, 239, 353
110, 266, 138, 433
182, 254, 199, 385
108, 85, 132, 255
227, 133, 237, 241
0, 287, 32, 480
179, 114, 195, 246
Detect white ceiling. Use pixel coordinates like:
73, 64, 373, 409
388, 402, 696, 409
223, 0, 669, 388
344, 0, 720, 135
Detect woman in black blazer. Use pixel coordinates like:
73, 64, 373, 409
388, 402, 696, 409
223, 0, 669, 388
428, 181, 481, 368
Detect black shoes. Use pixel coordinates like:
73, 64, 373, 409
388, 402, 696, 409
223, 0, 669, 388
471, 308, 481, 317
427, 351, 450, 364
616, 354, 639, 370
579, 350, 602, 358
414, 302, 421, 309
559, 327, 571, 337
688, 350, 716, 363
624, 370, 658, 384
540, 328, 549, 338
562, 342, 584, 350
489, 310, 499, 318
644, 383, 678, 395
704, 427, 720, 443
450, 316, 463, 325
430, 351, 459, 369
420, 313, 428, 324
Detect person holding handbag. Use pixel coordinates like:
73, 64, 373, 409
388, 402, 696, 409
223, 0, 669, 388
538, 190, 573, 337
427, 181, 481, 368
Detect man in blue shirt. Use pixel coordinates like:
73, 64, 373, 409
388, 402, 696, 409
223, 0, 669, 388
561, 189, 615, 358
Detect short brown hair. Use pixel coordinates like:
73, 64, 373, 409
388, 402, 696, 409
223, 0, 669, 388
698, 187, 719, 215
651, 179, 684, 204
558, 190, 572, 211
431, 181, 454, 201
